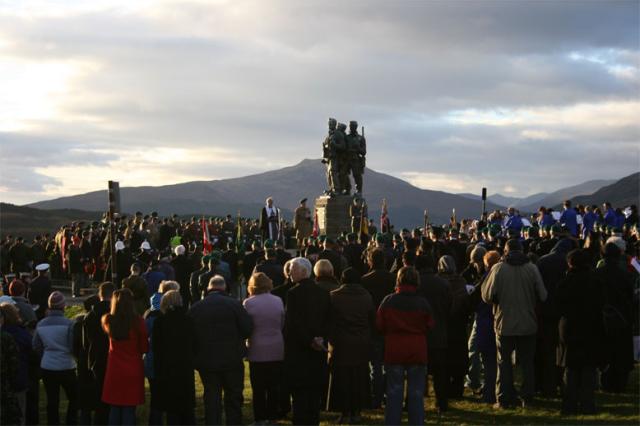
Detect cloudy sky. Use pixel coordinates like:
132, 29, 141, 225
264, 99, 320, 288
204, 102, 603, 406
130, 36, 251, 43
1, 0, 638, 205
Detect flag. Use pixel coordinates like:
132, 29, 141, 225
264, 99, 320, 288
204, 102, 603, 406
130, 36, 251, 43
201, 216, 212, 255
380, 198, 390, 233
312, 208, 319, 238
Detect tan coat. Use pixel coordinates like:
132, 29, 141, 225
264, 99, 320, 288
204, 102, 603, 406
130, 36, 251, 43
293, 206, 312, 240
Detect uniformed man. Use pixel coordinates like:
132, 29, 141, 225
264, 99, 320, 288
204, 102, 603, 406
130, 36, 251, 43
336, 122, 350, 194
346, 120, 366, 195
322, 118, 344, 195
293, 198, 313, 253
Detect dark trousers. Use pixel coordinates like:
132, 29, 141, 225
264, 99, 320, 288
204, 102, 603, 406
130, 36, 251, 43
427, 347, 448, 411
26, 368, 40, 425
369, 337, 385, 408
535, 324, 560, 397
198, 367, 244, 425
480, 349, 497, 404
496, 334, 536, 405
249, 361, 282, 422
291, 386, 321, 425
562, 365, 596, 413
166, 408, 196, 426
42, 369, 78, 425
108, 405, 135, 426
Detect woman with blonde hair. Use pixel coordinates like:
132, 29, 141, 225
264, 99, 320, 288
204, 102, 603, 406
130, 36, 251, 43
152, 290, 196, 425
243, 272, 285, 424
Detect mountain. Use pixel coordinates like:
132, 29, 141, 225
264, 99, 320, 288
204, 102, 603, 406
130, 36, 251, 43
518, 179, 616, 212
457, 192, 547, 209
0, 203, 102, 239
568, 173, 639, 208
28, 159, 502, 228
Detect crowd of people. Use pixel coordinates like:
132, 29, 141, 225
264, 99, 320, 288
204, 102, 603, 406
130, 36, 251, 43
0, 199, 639, 425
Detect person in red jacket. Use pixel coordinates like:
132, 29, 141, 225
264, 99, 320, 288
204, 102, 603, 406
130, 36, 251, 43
101, 288, 148, 425
377, 266, 434, 425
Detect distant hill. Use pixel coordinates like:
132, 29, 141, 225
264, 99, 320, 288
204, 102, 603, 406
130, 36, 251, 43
0, 203, 102, 239
568, 173, 639, 208
27, 159, 503, 228
519, 179, 616, 212
458, 179, 615, 212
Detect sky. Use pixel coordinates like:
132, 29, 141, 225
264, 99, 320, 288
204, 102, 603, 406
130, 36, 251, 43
1, 0, 639, 205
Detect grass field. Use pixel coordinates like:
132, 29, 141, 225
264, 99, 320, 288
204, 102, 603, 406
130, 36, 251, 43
48, 307, 639, 425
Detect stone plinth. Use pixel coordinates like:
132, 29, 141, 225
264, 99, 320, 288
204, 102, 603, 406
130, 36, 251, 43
314, 194, 352, 238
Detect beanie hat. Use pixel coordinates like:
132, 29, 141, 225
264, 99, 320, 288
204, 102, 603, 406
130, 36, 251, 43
48, 291, 66, 310
8, 280, 25, 297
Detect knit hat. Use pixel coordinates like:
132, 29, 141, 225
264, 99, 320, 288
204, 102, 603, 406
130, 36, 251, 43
48, 291, 66, 310
8, 280, 25, 297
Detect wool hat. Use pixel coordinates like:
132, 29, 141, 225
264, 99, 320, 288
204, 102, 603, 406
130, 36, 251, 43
8, 280, 25, 296
48, 291, 66, 310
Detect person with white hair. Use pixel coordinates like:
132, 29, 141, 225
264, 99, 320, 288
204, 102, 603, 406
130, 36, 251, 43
171, 244, 192, 308
260, 197, 280, 242
284, 257, 331, 425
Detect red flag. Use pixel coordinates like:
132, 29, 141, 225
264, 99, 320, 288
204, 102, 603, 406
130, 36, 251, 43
312, 209, 319, 238
201, 217, 212, 254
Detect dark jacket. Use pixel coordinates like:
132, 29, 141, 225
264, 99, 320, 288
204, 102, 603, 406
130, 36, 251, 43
284, 278, 331, 386
122, 275, 150, 316
271, 279, 295, 308
188, 290, 253, 372
28, 275, 52, 320
152, 308, 197, 410
361, 269, 396, 309
315, 276, 340, 293
82, 300, 111, 384
537, 238, 575, 321
377, 286, 434, 364
254, 259, 285, 287
2, 324, 32, 391
416, 271, 451, 350
555, 269, 604, 368
318, 249, 345, 279
171, 254, 192, 305
328, 284, 375, 366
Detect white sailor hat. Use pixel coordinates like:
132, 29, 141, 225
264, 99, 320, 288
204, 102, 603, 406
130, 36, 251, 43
35, 263, 50, 271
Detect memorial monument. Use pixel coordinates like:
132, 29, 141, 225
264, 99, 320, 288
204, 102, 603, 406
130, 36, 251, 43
315, 117, 367, 237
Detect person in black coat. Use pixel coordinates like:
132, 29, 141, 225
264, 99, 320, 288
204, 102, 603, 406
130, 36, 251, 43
170, 246, 192, 307
318, 239, 345, 280
152, 291, 197, 425
28, 266, 52, 321
555, 249, 604, 415
360, 248, 395, 409
416, 252, 452, 413
254, 249, 285, 287
594, 243, 635, 393
189, 275, 253, 425
536, 238, 577, 397
284, 257, 331, 426
72, 295, 99, 425
81, 282, 115, 425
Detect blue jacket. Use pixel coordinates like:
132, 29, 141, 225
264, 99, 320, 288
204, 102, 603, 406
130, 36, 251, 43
604, 208, 617, 228
540, 213, 555, 227
559, 208, 578, 237
33, 310, 76, 371
504, 214, 523, 232
582, 211, 598, 238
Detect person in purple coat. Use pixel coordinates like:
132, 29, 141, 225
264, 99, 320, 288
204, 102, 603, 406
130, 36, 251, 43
243, 272, 285, 424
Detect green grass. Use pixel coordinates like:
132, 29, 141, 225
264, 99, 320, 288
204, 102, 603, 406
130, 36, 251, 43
49, 305, 640, 424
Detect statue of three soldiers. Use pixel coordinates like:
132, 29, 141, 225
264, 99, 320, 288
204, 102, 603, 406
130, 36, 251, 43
322, 118, 367, 196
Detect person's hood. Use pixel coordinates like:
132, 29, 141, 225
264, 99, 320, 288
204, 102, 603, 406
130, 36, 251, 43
550, 238, 575, 256
505, 251, 529, 266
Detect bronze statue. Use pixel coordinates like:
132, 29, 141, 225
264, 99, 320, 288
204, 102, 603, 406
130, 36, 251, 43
346, 120, 366, 195
322, 118, 366, 196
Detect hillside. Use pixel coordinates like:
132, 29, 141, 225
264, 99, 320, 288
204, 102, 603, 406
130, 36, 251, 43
519, 179, 615, 212
569, 173, 639, 208
0, 203, 102, 239
27, 159, 503, 228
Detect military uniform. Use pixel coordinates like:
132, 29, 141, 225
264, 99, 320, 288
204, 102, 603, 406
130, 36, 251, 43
293, 201, 313, 247
322, 118, 345, 194
346, 121, 366, 194
349, 200, 368, 235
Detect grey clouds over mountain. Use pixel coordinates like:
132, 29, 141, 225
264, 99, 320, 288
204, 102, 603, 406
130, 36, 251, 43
1, 1, 638, 205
